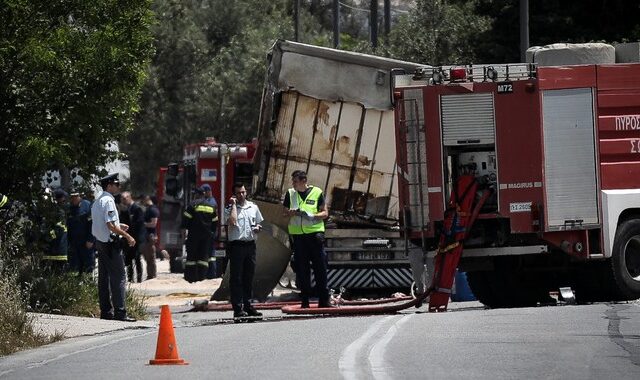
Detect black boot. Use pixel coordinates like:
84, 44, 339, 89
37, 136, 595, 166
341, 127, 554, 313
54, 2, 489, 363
244, 306, 263, 317
233, 310, 249, 323
318, 297, 334, 308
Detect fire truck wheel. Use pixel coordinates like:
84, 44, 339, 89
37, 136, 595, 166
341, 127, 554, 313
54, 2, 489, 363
466, 271, 499, 307
571, 260, 614, 303
467, 257, 544, 308
465, 270, 533, 308
611, 219, 640, 300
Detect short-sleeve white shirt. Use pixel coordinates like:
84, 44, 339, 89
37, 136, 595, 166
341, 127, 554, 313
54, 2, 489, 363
224, 200, 263, 242
91, 191, 120, 243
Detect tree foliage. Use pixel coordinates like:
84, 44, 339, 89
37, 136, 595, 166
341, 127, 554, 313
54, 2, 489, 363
0, 0, 154, 198
124, 0, 411, 193
124, 0, 301, 192
123, 0, 640, 194
386, 0, 490, 64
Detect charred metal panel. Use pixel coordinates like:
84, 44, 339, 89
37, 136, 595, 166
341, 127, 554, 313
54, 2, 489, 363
263, 91, 400, 219
542, 88, 599, 228
324, 101, 362, 191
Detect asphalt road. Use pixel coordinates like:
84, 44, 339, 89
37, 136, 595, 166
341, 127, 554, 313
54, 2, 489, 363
1, 302, 639, 379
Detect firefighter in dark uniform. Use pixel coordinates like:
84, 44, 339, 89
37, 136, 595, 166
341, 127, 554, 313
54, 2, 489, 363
42, 188, 69, 271
201, 183, 219, 278
67, 189, 95, 274
181, 186, 218, 283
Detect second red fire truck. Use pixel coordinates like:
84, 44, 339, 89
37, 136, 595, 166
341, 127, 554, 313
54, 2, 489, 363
156, 138, 256, 274
392, 46, 640, 309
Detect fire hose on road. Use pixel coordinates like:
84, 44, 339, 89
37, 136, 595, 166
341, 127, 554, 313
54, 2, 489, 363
194, 177, 492, 318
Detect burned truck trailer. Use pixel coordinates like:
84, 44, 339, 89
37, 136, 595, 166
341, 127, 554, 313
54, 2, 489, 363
252, 40, 422, 292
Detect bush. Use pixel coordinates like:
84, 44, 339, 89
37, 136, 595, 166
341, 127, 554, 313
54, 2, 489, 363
0, 201, 148, 356
0, 205, 56, 356
29, 272, 101, 317
29, 272, 148, 320
0, 259, 58, 356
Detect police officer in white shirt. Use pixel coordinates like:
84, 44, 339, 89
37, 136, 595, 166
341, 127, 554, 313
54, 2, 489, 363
91, 173, 136, 322
225, 182, 264, 321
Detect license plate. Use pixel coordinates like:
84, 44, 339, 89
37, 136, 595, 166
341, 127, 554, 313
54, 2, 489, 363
510, 202, 532, 213
355, 252, 392, 261
214, 249, 226, 258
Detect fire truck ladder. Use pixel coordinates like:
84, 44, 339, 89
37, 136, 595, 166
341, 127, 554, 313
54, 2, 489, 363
401, 93, 429, 243
400, 93, 430, 301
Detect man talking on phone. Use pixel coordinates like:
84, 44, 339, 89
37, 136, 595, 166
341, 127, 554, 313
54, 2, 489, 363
226, 182, 264, 321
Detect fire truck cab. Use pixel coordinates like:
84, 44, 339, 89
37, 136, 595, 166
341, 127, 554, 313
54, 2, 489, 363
393, 55, 640, 306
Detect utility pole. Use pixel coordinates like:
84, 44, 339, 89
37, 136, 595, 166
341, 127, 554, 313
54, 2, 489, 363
294, 0, 300, 42
370, 0, 378, 48
520, 0, 529, 62
384, 0, 391, 41
333, 0, 340, 48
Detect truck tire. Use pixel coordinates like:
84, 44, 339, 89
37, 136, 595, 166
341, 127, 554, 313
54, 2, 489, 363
466, 270, 533, 308
467, 257, 546, 308
611, 219, 640, 300
571, 260, 614, 303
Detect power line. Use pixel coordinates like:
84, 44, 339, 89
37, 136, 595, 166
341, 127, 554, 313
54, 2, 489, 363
337, 1, 409, 14
339, 1, 369, 13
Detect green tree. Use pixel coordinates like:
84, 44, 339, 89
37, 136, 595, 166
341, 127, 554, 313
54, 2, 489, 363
387, 0, 491, 65
0, 0, 154, 198
470, 0, 640, 63
125, 0, 301, 193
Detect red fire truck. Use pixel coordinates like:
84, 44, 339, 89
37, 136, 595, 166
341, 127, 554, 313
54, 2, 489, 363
392, 58, 640, 307
156, 138, 256, 273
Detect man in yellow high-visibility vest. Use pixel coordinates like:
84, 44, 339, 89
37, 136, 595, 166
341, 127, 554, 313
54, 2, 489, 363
283, 170, 330, 308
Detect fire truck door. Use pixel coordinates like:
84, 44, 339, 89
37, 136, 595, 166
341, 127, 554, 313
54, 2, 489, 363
542, 88, 599, 229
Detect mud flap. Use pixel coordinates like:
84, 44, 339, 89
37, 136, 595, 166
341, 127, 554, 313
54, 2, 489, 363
408, 246, 432, 296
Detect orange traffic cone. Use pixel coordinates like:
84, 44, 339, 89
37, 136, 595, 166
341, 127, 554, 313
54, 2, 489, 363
149, 305, 188, 365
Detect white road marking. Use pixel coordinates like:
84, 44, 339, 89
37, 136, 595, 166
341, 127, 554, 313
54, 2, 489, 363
369, 314, 414, 380
339, 316, 397, 380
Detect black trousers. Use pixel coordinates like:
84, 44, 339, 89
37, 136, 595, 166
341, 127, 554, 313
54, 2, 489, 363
184, 234, 211, 283
69, 241, 95, 274
291, 233, 329, 304
124, 242, 142, 282
228, 240, 256, 313
95, 240, 127, 318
